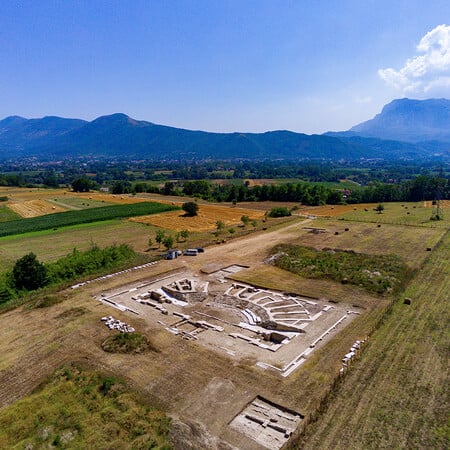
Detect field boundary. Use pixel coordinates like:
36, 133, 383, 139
0, 202, 179, 238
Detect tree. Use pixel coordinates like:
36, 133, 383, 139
375, 203, 385, 214
162, 236, 174, 250
112, 180, 131, 194
180, 229, 189, 241
71, 177, 92, 192
182, 201, 199, 216
241, 215, 250, 227
12, 252, 48, 290
155, 229, 165, 248
147, 237, 154, 248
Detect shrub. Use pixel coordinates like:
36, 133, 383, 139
102, 333, 151, 353
268, 207, 292, 218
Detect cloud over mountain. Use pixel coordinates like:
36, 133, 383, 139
378, 24, 450, 96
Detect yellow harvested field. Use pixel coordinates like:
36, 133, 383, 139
423, 199, 450, 208
7, 200, 66, 218
72, 192, 148, 204
0, 187, 66, 202
129, 204, 265, 231
300, 203, 378, 217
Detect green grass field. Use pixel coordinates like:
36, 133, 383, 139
0, 220, 154, 271
0, 205, 21, 222
340, 202, 450, 227
48, 196, 114, 210
0, 366, 172, 449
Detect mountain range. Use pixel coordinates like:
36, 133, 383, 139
1, 98, 449, 161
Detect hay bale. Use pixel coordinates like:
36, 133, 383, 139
403, 297, 411, 305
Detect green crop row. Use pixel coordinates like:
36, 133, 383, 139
0, 202, 179, 238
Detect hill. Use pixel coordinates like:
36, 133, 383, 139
0, 115, 87, 157
0, 113, 368, 160
1, 99, 450, 160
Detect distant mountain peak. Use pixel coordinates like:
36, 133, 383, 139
349, 98, 450, 143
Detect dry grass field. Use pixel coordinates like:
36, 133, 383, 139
7, 199, 66, 218
296, 231, 450, 449
424, 199, 450, 208
290, 218, 445, 269
299, 203, 378, 217
339, 201, 450, 227
0, 187, 65, 202
129, 203, 266, 231
73, 192, 149, 204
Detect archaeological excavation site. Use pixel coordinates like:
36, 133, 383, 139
93, 259, 362, 449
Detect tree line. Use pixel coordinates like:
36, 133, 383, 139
105, 175, 449, 206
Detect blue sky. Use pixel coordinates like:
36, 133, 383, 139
1, 0, 450, 134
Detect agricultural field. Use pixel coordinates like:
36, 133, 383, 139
7, 199, 66, 218
0, 190, 448, 449
296, 231, 450, 449
0, 202, 179, 238
0, 205, 21, 222
339, 201, 450, 227
47, 196, 114, 210
73, 192, 150, 204
299, 203, 378, 217
289, 219, 445, 269
130, 203, 266, 231
0, 187, 65, 202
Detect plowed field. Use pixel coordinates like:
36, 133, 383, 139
129, 204, 265, 231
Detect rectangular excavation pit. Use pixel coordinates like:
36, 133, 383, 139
229, 396, 303, 450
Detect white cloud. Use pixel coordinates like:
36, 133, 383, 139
378, 24, 450, 96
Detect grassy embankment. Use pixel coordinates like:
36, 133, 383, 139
0, 366, 172, 449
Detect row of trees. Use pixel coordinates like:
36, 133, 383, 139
129, 175, 449, 206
